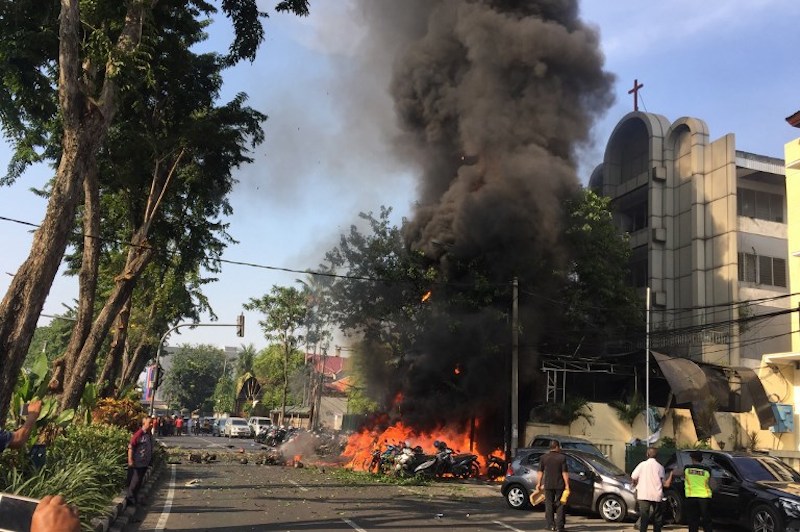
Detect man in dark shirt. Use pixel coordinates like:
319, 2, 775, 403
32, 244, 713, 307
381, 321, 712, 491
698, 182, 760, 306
536, 440, 570, 532
126, 416, 153, 507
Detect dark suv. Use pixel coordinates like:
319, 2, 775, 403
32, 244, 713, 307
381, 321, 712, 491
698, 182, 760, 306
526, 434, 606, 459
663, 449, 800, 532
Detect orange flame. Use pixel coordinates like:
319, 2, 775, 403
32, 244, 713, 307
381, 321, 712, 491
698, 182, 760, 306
341, 420, 494, 476
454, 364, 461, 375
421, 290, 432, 302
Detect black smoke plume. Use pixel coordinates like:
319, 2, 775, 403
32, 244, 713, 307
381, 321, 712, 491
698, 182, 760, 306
354, 0, 614, 441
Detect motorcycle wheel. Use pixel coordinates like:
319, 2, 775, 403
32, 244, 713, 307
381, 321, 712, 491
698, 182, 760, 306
468, 462, 480, 478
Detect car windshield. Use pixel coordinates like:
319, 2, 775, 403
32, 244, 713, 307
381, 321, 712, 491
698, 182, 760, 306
731, 456, 800, 482
231, 419, 248, 426
586, 455, 627, 477
565, 443, 603, 456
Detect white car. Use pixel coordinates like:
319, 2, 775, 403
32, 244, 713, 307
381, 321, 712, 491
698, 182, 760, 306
247, 416, 273, 438
224, 417, 251, 438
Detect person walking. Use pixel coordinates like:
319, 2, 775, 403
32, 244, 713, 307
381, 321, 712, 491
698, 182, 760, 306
683, 451, 713, 532
536, 440, 570, 532
126, 416, 153, 507
631, 447, 672, 532
0, 400, 42, 452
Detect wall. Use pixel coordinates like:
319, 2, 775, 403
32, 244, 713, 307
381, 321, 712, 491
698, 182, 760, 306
524, 401, 789, 469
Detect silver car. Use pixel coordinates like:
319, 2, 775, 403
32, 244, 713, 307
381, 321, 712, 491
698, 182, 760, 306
224, 417, 252, 438
501, 449, 638, 523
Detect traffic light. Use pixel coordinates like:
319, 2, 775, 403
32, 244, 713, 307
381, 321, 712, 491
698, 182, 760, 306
236, 313, 245, 337
155, 364, 164, 389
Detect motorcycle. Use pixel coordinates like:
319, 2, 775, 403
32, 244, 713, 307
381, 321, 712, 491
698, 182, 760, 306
256, 426, 287, 447
486, 455, 508, 480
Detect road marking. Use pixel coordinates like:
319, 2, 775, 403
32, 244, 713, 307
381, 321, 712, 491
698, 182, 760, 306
289, 480, 309, 492
155, 465, 176, 530
342, 518, 368, 531
492, 520, 526, 532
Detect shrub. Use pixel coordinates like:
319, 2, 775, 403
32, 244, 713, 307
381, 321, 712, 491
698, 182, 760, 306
0, 423, 130, 529
92, 398, 147, 431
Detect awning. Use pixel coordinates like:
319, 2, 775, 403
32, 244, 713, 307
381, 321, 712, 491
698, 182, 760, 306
651, 352, 709, 403
735, 367, 777, 429
651, 351, 776, 435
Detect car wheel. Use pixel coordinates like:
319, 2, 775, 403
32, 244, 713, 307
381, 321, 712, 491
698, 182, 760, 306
598, 494, 626, 523
664, 490, 685, 524
752, 504, 783, 532
505, 484, 531, 510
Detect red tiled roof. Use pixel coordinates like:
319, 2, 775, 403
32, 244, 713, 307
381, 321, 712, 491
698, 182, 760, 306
305, 353, 345, 377
787, 110, 800, 128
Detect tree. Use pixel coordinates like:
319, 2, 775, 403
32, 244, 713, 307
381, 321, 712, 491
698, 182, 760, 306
245, 287, 307, 424
0, 0, 310, 420
212, 375, 235, 415
162, 344, 225, 413
237, 344, 257, 376
552, 189, 644, 355
252, 344, 306, 413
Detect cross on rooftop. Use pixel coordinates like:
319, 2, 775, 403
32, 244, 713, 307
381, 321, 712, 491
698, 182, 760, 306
628, 79, 644, 111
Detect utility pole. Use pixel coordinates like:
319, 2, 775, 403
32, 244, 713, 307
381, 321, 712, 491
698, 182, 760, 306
511, 277, 519, 457
645, 287, 651, 443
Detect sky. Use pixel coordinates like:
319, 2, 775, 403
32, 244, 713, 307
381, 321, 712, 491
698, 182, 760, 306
2, 0, 800, 353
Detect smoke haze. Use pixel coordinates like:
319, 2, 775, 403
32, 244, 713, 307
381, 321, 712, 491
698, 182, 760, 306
352, 0, 615, 436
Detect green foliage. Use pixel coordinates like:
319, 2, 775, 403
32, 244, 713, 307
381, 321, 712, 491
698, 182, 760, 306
0, 423, 130, 528
25, 315, 75, 368
213, 376, 235, 415
609, 393, 645, 428
329, 466, 431, 486
252, 344, 305, 411
9, 352, 75, 436
162, 344, 225, 412
529, 397, 594, 426
557, 189, 644, 354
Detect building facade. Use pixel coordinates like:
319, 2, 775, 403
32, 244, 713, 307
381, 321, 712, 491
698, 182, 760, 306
589, 111, 790, 369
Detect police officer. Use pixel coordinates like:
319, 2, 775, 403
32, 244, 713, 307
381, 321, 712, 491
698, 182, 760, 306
683, 451, 713, 532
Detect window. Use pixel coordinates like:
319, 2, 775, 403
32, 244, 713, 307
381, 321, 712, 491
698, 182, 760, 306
738, 252, 787, 287
737, 188, 784, 222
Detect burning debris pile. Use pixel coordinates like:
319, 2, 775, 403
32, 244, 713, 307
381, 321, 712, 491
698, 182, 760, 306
342, 0, 614, 454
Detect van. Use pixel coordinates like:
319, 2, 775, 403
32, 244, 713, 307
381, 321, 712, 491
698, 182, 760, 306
248, 416, 273, 437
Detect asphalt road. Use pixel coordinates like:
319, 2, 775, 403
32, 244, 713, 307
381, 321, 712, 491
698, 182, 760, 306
126, 435, 712, 532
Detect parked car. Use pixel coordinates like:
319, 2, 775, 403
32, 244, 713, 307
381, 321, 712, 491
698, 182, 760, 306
525, 434, 606, 459
663, 449, 800, 532
247, 416, 273, 438
501, 449, 637, 523
224, 417, 252, 438
211, 418, 226, 437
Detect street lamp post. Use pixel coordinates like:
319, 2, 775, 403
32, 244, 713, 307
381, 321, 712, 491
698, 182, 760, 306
148, 316, 244, 416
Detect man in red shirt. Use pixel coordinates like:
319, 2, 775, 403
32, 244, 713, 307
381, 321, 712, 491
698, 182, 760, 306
536, 441, 570, 532
126, 416, 153, 507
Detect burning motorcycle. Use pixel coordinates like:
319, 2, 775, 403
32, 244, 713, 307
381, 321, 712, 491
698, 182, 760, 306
486, 455, 508, 480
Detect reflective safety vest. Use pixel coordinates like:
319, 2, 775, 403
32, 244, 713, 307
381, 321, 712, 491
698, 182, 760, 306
684, 465, 712, 498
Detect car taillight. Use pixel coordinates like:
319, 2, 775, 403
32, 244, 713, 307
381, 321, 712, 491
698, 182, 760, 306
507, 464, 514, 476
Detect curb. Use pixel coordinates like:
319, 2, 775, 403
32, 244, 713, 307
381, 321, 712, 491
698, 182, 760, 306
90, 453, 166, 532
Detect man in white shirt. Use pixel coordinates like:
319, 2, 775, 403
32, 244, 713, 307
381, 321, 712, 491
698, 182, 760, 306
631, 447, 672, 532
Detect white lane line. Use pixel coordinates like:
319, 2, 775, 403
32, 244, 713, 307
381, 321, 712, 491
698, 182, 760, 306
154, 465, 177, 530
492, 520, 526, 532
342, 518, 368, 531
289, 479, 309, 492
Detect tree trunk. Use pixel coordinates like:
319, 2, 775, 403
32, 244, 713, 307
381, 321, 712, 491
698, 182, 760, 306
60, 231, 154, 410
59, 160, 101, 391
280, 343, 289, 426
0, 0, 148, 420
96, 297, 131, 397
119, 341, 154, 394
